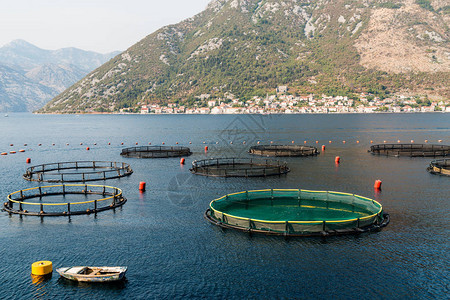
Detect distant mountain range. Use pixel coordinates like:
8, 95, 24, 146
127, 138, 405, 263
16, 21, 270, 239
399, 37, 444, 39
40, 0, 450, 113
0, 39, 120, 112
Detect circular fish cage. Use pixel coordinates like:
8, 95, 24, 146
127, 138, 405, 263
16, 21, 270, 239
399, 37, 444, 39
427, 159, 450, 176
3, 184, 126, 216
190, 158, 290, 177
23, 161, 133, 183
205, 189, 389, 237
120, 146, 192, 158
369, 144, 449, 157
249, 145, 319, 157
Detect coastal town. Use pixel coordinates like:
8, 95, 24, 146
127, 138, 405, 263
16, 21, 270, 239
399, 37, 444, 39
135, 87, 450, 114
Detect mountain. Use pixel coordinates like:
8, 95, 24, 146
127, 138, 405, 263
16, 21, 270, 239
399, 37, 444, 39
40, 0, 449, 113
0, 40, 120, 112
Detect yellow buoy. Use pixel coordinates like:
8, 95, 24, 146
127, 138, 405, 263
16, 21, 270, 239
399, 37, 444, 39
31, 261, 52, 276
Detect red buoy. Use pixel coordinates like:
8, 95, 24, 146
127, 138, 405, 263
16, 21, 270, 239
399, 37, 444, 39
139, 182, 146, 192
322, 145, 326, 151
26, 158, 31, 163
10, 151, 16, 154
342, 141, 346, 144
291, 141, 295, 144
204, 146, 208, 151
374, 180, 382, 190
10, 144, 13, 147
19, 149, 25, 152
86, 147, 90, 151
335, 156, 340, 164
135, 142, 138, 145
189, 142, 192, 144
180, 158, 185, 165
1, 152, 7, 156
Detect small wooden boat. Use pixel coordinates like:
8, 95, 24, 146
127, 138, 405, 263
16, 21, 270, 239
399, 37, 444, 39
56, 266, 127, 282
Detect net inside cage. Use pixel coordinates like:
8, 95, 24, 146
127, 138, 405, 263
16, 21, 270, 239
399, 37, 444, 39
23, 161, 133, 182
428, 158, 450, 176
249, 145, 319, 157
120, 146, 192, 158
370, 144, 449, 157
207, 189, 385, 235
190, 158, 290, 177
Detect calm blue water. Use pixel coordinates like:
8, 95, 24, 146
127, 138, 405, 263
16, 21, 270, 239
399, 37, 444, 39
0, 113, 449, 299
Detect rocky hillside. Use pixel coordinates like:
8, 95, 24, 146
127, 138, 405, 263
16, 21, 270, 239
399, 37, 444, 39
0, 40, 119, 112
40, 0, 449, 113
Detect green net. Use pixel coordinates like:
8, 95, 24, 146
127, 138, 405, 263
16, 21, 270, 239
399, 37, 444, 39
209, 189, 383, 234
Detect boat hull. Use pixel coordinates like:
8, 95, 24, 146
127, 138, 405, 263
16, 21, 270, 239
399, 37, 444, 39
56, 266, 127, 282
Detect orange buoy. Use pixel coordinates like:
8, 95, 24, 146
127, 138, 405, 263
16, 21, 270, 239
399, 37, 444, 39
139, 182, 146, 192
176, 142, 179, 144
86, 147, 90, 151
19, 149, 25, 152
438, 140, 442, 143
329, 140, 332, 144
291, 141, 295, 144
303, 141, 307, 144
356, 141, 360, 144
1, 152, 7, 156
315, 141, 319, 144
397, 140, 401, 143
148, 142, 151, 145
322, 145, 326, 151
383, 140, 387, 143
180, 158, 185, 165
424, 140, 428, 143
374, 180, 382, 190
204, 146, 208, 151
257, 141, 260, 144
270, 141, 274, 144
162, 142, 165, 145
370, 140, 373, 144
335, 156, 340, 164
410, 140, 414, 143
121, 142, 124, 145
342, 141, 346, 144
135, 142, 138, 145
26, 158, 31, 163
10, 151, 16, 154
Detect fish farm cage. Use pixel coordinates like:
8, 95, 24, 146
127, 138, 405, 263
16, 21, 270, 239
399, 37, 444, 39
205, 189, 389, 237
3, 184, 126, 216
427, 158, 450, 176
23, 161, 133, 183
369, 144, 449, 157
120, 146, 192, 158
249, 145, 319, 157
190, 158, 290, 177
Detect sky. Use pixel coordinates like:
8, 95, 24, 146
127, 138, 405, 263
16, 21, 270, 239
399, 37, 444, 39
0, 0, 211, 53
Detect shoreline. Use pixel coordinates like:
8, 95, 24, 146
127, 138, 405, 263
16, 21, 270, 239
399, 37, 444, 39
30, 111, 449, 115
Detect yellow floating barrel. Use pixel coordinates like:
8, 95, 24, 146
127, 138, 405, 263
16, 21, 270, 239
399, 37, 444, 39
31, 261, 52, 276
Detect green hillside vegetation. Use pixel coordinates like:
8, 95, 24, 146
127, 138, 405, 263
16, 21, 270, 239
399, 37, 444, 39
39, 0, 449, 113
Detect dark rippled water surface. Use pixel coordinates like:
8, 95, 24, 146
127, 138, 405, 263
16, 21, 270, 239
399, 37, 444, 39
0, 113, 449, 299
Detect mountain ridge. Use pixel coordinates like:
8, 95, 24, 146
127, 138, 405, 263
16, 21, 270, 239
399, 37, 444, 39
0, 40, 120, 112
40, 0, 449, 113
